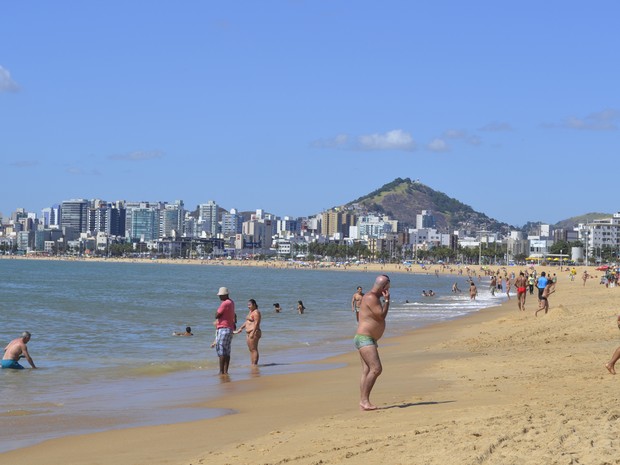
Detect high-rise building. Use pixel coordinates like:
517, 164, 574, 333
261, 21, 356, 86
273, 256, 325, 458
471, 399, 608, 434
199, 201, 219, 236
221, 208, 242, 237
160, 201, 184, 238
130, 206, 158, 242
321, 211, 356, 238
60, 199, 89, 240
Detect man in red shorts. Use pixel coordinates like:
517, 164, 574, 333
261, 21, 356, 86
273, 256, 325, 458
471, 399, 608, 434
515, 272, 527, 311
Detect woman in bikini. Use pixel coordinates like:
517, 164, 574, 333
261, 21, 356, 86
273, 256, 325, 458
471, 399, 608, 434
235, 299, 262, 365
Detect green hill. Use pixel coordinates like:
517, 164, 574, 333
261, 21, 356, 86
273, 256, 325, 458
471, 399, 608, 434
339, 177, 515, 233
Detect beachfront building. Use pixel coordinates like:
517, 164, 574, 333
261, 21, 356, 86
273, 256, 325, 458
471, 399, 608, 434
356, 214, 397, 240
242, 216, 274, 251
128, 205, 159, 242
576, 213, 620, 264
60, 199, 89, 240
221, 208, 242, 237
88, 201, 124, 237
527, 238, 553, 261
410, 228, 451, 249
16, 230, 33, 252
160, 201, 184, 238
321, 210, 356, 239
125, 201, 161, 239
366, 232, 406, 260
199, 201, 219, 237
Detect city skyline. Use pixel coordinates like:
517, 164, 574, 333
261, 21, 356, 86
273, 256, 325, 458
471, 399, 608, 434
2, 2, 620, 227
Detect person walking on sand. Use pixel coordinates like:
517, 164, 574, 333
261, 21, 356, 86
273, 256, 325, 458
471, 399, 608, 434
583, 270, 589, 286
537, 271, 548, 301
214, 287, 236, 375
505, 277, 512, 300
605, 315, 620, 374
535, 279, 555, 317
351, 286, 364, 322
2, 331, 36, 369
235, 299, 262, 365
355, 274, 391, 411
515, 272, 527, 311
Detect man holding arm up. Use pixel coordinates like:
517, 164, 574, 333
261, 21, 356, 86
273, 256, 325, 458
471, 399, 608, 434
354, 274, 391, 411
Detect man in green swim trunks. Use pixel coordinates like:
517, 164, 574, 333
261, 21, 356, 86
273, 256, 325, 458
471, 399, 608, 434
354, 274, 390, 411
2, 331, 36, 369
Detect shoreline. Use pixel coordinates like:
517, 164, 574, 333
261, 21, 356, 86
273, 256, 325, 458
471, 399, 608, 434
3, 263, 618, 464
3, 290, 514, 465
1, 253, 604, 278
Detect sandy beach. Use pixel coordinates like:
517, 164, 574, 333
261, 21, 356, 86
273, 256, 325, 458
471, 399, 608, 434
3, 261, 619, 465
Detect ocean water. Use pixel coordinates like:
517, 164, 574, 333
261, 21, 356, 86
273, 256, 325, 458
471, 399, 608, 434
0, 259, 505, 453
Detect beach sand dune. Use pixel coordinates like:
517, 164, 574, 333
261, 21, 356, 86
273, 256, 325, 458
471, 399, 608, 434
3, 265, 620, 465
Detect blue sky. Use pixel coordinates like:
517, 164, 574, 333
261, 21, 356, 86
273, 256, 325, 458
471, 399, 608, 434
1, 1, 619, 228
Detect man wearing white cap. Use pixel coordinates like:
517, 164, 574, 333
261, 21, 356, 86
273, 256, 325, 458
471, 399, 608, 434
214, 287, 235, 375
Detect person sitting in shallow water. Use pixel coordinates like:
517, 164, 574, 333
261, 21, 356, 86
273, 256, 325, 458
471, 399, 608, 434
173, 326, 193, 336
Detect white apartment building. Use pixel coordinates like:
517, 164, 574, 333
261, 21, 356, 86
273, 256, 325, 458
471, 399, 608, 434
198, 200, 219, 236
576, 213, 620, 263
356, 214, 397, 239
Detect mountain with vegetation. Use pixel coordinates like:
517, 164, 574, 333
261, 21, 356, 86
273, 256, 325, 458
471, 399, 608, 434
338, 177, 515, 234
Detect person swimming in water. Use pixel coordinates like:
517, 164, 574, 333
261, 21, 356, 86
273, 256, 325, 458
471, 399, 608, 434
173, 326, 193, 336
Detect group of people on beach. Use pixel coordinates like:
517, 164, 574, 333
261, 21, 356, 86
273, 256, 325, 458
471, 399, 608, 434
6, 267, 620, 413
209, 289, 309, 374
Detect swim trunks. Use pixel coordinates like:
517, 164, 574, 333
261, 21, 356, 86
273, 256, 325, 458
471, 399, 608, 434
354, 334, 377, 350
1, 360, 24, 369
517, 287, 526, 294
215, 328, 233, 357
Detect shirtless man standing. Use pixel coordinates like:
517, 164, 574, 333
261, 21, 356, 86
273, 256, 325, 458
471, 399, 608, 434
515, 272, 527, 311
351, 286, 364, 322
354, 275, 390, 411
2, 332, 36, 369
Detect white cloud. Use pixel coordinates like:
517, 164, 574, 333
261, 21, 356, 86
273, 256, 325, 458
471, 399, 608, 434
545, 109, 618, 131
565, 109, 618, 130
0, 65, 19, 92
357, 129, 416, 151
310, 134, 349, 149
108, 150, 164, 161
427, 138, 449, 152
443, 129, 481, 146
